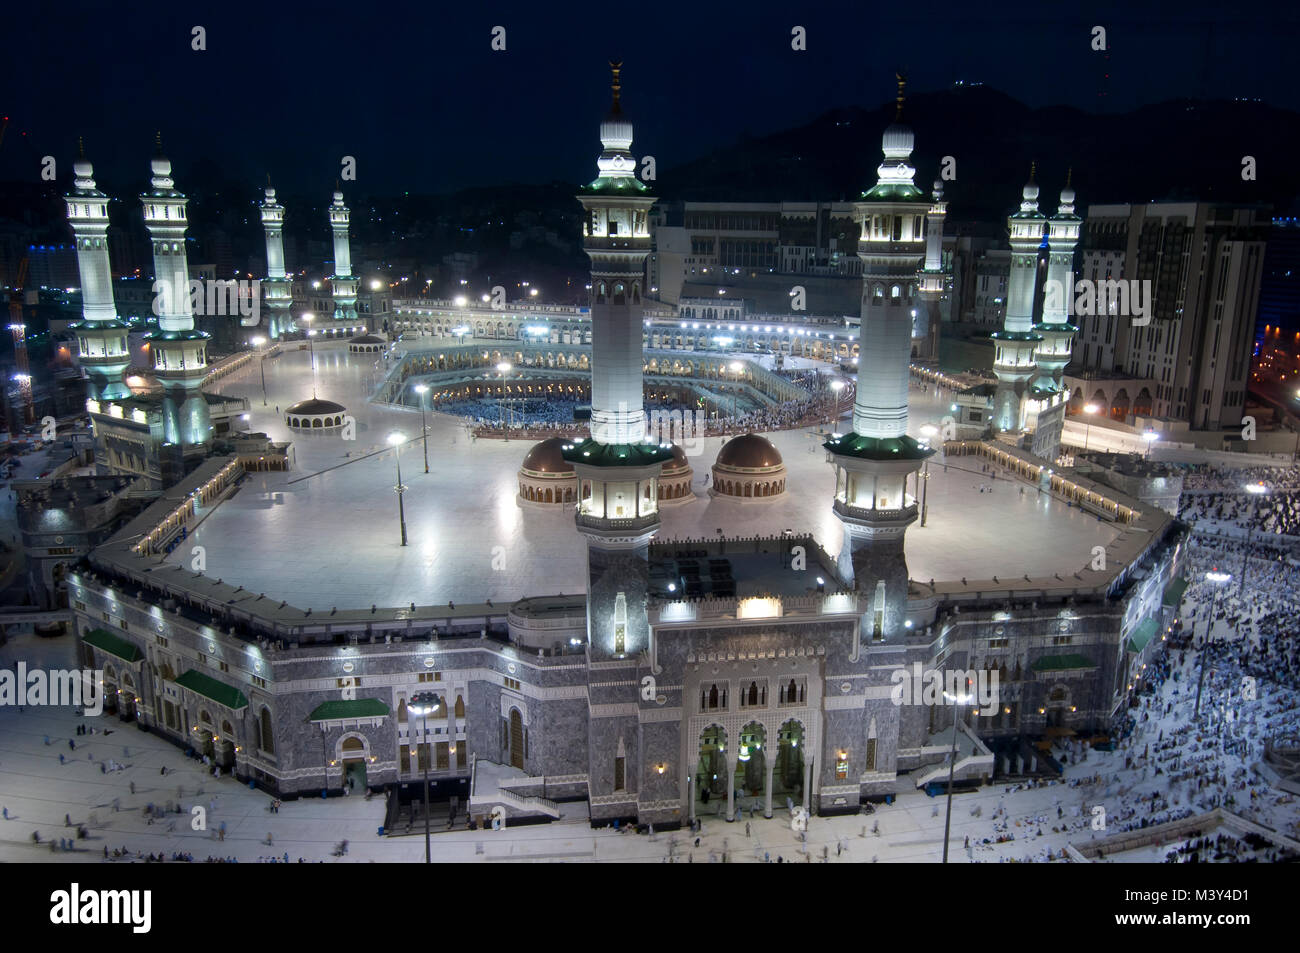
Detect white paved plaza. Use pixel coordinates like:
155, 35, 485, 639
179, 342, 1119, 609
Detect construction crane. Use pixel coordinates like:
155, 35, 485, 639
8, 256, 34, 425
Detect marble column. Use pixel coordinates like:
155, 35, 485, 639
726, 747, 739, 822
764, 750, 776, 819
802, 756, 812, 813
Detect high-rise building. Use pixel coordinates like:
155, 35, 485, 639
1074, 202, 1266, 430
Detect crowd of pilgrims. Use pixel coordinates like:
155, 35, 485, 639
1179, 463, 1300, 537
968, 463, 1300, 862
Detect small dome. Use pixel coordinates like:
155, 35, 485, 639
521, 438, 574, 474
264, 186, 277, 202
661, 443, 691, 473
286, 398, 346, 416
1022, 181, 1040, 203
715, 433, 783, 470
151, 155, 171, 177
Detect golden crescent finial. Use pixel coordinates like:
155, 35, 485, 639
895, 72, 906, 120
610, 59, 623, 111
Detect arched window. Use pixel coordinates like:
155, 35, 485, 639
708, 684, 719, 710
260, 707, 274, 754
454, 694, 465, 718
397, 699, 408, 723
747, 682, 758, 706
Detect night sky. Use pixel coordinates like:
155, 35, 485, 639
5, 0, 1299, 195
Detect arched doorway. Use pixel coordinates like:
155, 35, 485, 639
216, 719, 236, 768
696, 725, 727, 810
196, 710, 215, 759
341, 735, 367, 792
736, 722, 767, 802
119, 674, 137, 722
508, 708, 524, 770
774, 720, 805, 807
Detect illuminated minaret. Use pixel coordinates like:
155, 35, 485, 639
825, 76, 933, 649
260, 181, 293, 339
1035, 172, 1081, 394
560, 63, 672, 824
992, 166, 1046, 434
914, 178, 948, 362
141, 137, 211, 450
65, 142, 130, 400
328, 188, 358, 328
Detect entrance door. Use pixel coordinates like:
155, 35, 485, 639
509, 709, 524, 769
344, 760, 367, 792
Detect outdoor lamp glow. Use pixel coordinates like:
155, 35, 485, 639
387, 431, 407, 446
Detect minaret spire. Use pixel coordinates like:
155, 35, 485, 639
78, 136, 85, 159
609, 59, 623, 114
894, 72, 906, 120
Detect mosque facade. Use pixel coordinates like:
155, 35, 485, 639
65, 74, 1186, 829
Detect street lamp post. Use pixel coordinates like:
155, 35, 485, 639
251, 336, 267, 406
1195, 570, 1231, 721
829, 379, 845, 433
1081, 402, 1099, 454
1142, 429, 1159, 460
408, 692, 442, 864
940, 690, 974, 863
729, 361, 743, 423
919, 424, 939, 527
1240, 483, 1267, 596
414, 383, 430, 473
496, 362, 512, 439
388, 431, 408, 546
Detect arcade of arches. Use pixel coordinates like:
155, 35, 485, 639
695, 719, 806, 821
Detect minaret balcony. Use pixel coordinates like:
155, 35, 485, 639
575, 512, 660, 533
833, 498, 918, 525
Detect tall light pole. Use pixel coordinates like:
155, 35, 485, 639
829, 378, 845, 432
729, 361, 743, 423
1195, 570, 1231, 721
1240, 482, 1267, 596
919, 424, 938, 527
496, 362, 512, 439
388, 431, 408, 546
413, 383, 430, 473
251, 335, 268, 406
1142, 429, 1159, 460
940, 690, 974, 863
408, 692, 442, 864
1080, 402, 1099, 454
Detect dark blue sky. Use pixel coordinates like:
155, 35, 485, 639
6, 0, 1298, 195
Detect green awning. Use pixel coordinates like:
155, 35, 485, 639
1031, 654, 1096, 673
310, 699, 390, 722
1162, 577, 1189, 608
1127, 618, 1159, 654
174, 670, 248, 710
83, 629, 143, 663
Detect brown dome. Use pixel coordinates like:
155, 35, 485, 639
661, 443, 691, 473
715, 433, 783, 470
520, 438, 574, 474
